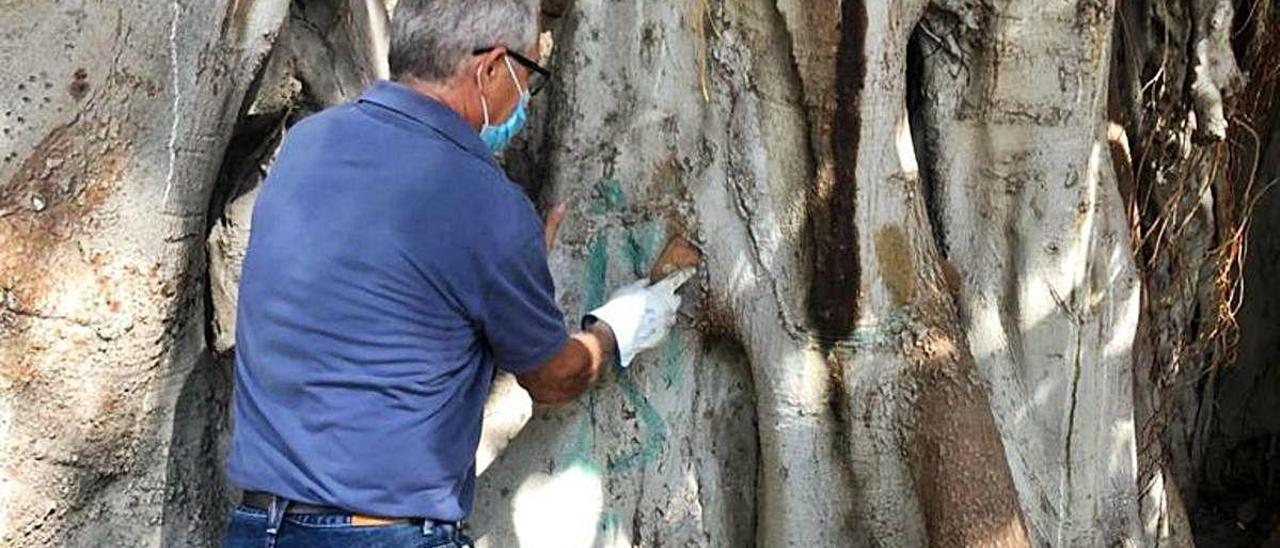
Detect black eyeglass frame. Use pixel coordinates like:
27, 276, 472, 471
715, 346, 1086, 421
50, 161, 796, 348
472, 47, 552, 97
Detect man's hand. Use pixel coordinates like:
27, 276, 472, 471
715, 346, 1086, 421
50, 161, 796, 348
515, 321, 614, 404
515, 268, 694, 404
585, 268, 695, 368
544, 204, 567, 253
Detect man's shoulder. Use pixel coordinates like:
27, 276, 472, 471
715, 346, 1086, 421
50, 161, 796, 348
433, 171, 538, 232
286, 102, 421, 147
285, 102, 364, 137
286, 101, 496, 173
415, 169, 540, 260
275, 101, 536, 238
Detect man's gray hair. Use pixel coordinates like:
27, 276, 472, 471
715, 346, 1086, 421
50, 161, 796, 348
389, 0, 540, 83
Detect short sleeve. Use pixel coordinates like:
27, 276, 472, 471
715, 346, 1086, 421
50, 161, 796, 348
476, 232, 568, 374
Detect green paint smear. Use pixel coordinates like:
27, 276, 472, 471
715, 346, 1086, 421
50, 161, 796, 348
607, 373, 669, 473
599, 511, 621, 533
608, 220, 672, 473
623, 222, 664, 279
560, 230, 606, 474
589, 179, 626, 215
600, 179, 626, 210
558, 393, 597, 468
660, 330, 684, 388
562, 181, 674, 481
585, 232, 609, 310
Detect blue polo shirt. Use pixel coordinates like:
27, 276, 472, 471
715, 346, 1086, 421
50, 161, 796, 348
227, 80, 568, 521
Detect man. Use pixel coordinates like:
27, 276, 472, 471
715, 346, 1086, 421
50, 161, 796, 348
222, 1, 690, 546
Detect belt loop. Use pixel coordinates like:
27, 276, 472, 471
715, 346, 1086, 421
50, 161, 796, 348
264, 495, 291, 548
422, 520, 473, 547
457, 526, 475, 548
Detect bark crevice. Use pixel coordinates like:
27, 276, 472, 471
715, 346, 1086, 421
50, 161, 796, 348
804, 0, 865, 350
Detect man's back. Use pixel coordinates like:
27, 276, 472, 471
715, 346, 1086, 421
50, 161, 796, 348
227, 81, 566, 522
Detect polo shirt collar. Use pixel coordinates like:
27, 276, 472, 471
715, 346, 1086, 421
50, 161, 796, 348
357, 80, 497, 166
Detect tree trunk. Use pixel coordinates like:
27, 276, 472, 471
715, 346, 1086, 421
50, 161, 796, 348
0, 1, 386, 545
1, 0, 1278, 546
0, 1, 292, 545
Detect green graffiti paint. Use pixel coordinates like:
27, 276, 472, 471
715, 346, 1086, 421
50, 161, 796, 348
565, 400, 596, 465
559, 181, 674, 491
599, 511, 621, 533
607, 373, 669, 473
623, 222, 664, 278
561, 229, 607, 471
623, 234, 647, 277
600, 178, 626, 210
586, 232, 609, 310
661, 330, 684, 388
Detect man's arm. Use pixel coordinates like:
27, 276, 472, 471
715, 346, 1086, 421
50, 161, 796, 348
514, 205, 690, 404
515, 321, 615, 404
513, 203, 612, 404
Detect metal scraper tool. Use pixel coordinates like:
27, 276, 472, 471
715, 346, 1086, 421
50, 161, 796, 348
648, 235, 703, 286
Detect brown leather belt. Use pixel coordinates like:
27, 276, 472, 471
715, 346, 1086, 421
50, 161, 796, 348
239, 491, 417, 526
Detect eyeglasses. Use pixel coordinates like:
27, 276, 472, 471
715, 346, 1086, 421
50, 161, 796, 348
472, 47, 552, 97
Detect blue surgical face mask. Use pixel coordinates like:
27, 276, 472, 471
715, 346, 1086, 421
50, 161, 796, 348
478, 57, 530, 154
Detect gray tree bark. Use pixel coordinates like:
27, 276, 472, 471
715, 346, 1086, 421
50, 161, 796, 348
0, 1, 291, 545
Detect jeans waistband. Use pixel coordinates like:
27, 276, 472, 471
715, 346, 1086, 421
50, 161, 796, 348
239, 491, 460, 528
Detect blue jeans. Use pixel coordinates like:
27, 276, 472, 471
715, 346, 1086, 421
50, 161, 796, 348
222, 503, 473, 548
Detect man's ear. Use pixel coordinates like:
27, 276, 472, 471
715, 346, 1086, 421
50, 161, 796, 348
477, 47, 508, 82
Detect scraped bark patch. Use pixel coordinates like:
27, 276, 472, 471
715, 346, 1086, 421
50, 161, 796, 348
874, 225, 917, 307
907, 330, 1031, 547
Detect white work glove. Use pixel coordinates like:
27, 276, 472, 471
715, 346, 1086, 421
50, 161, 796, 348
584, 268, 696, 368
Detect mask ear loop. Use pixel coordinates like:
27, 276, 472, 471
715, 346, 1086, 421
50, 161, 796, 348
503, 56, 527, 97
475, 64, 492, 127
